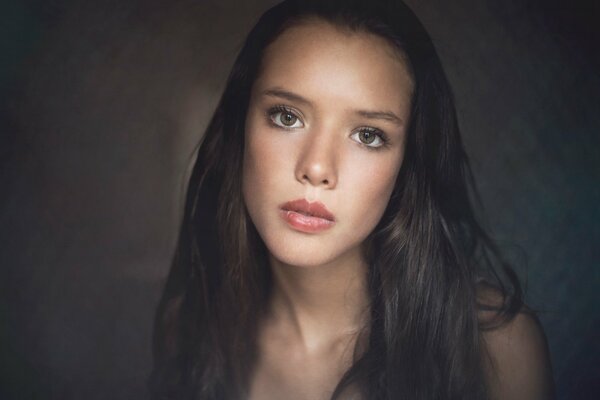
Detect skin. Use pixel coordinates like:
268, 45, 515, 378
242, 20, 410, 399
479, 287, 556, 400
242, 19, 554, 400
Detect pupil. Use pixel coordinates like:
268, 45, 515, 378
282, 113, 295, 126
360, 131, 375, 144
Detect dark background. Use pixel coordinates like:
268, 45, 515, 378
1, 0, 598, 399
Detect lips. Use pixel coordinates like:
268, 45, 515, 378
278, 199, 336, 233
279, 199, 336, 222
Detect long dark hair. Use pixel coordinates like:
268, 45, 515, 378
150, 1, 523, 399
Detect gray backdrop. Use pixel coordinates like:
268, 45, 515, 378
1, 0, 598, 399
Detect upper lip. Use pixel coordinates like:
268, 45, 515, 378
280, 199, 336, 222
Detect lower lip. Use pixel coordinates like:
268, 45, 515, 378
279, 210, 335, 233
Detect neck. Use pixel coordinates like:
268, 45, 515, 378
266, 247, 370, 352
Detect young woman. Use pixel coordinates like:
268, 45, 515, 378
151, 1, 555, 399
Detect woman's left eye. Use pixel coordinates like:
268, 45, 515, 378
350, 128, 389, 149
268, 107, 304, 129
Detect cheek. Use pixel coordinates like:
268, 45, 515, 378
342, 153, 402, 231
242, 134, 264, 213
242, 123, 288, 215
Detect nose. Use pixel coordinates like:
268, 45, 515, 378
294, 127, 338, 189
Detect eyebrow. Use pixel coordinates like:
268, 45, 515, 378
263, 87, 311, 106
353, 109, 404, 127
262, 87, 404, 127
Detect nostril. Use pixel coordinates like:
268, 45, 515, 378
299, 173, 334, 187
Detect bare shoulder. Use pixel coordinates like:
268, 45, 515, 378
477, 286, 556, 400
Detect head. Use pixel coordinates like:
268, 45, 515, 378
202, 0, 468, 271
152, 1, 521, 399
242, 18, 413, 269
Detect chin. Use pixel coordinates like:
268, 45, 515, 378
270, 252, 332, 268
264, 235, 357, 269
269, 250, 337, 269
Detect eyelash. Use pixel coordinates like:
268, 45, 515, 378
354, 126, 391, 151
265, 105, 391, 151
267, 105, 303, 130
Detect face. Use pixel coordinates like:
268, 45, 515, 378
242, 20, 413, 268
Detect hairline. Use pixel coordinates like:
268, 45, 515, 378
253, 14, 415, 92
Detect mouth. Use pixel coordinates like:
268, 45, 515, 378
279, 199, 336, 233
279, 199, 336, 221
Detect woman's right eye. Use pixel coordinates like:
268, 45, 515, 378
268, 106, 304, 129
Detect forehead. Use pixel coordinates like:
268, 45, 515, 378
252, 19, 414, 111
